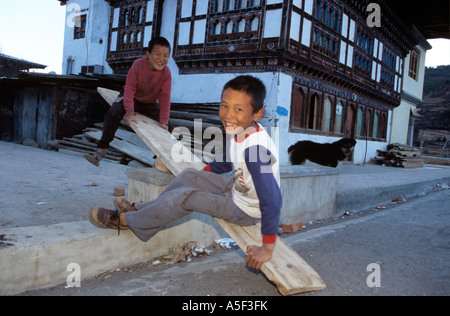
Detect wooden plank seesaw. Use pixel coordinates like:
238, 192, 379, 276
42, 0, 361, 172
97, 87, 326, 295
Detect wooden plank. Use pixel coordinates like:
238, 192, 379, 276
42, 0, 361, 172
113, 129, 149, 149
402, 159, 424, 168
398, 150, 420, 157
215, 219, 327, 295
97, 87, 326, 295
93, 123, 149, 150
98, 88, 122, 105
85, 130, 156, 166
130, 113, 204, 175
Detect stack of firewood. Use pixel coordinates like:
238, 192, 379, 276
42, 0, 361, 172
375, 143, 424, 168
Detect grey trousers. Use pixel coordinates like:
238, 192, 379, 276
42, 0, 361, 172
98, 98, 173, 149
125, 168, 258, 242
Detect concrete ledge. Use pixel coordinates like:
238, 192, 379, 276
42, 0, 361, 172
280, 165, 339, 223
125, 167, 174, 185
126, 167, 174, 202
280, 165, 339, 178
0, 213, 226, 295
126, 165, 340, 225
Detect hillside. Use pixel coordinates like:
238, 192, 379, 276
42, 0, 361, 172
415, 65, 450, 133
414, 65, 450, 158
423, 65, 450, 94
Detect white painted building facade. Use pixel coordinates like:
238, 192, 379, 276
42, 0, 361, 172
390, 42, 429, 146
62, 0, 113, 74
60, 0, 429, 165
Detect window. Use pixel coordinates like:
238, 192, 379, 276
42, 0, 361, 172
226, 0, 235, 11
409, 50, 419, 80
356, 28, 373, 54
290, 85, 306, 128
334, 101, 344, 133
215, 0, 224, 12
117, 3, 146, 51
290, 80, 388, 140
373, 112, 379, 138
291, 84, 305, 127
207, 2, 262, 44
381, 69, 394, 86
74, 14, 87, 39
322, 97, 332, 132
354, 53, 372, 73
249, 16, 258, 32
213, 0, 258, 12
316, 0, 341, 31
354, 26, 374, 76
312, 0, 341, 59
291, 84, 344, 135
212, 21, 221, 35
356, 107, 364, 136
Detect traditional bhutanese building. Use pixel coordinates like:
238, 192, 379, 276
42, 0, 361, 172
57, 0, 448, 164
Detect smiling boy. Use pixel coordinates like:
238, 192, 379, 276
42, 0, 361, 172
89, 75, 282, 270
85, 37, 172, 167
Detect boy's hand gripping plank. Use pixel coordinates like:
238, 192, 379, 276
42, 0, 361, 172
98, 88, 326, 295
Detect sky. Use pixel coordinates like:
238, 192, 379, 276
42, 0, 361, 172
0, 0, 449, 74
0, 1, 66, 74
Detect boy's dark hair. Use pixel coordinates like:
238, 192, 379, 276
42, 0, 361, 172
222, 75, 266, 113
147, 37, 171, 53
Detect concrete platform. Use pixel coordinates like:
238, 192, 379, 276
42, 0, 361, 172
1, 140, 449, 295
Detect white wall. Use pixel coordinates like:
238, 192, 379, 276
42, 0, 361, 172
390, 45, 427, 145
62, 0, 113, 75
402, 46, 427, 99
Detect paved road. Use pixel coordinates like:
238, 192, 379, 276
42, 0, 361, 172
22, 189, 450, 297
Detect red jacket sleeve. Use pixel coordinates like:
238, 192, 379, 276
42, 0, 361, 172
158, 68, 172, 125
123, 61, 139, 115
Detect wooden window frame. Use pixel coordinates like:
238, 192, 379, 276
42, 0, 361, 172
289, 82, 387, 141
74, 14, 87, 39
408, 50, 419, 80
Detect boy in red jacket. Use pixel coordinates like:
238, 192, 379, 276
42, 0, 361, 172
85, 37, 172, 168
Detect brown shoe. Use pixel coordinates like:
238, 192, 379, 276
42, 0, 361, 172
114, 197, 136, 213
89, 206, 129, 235
84, 149, 107, 167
